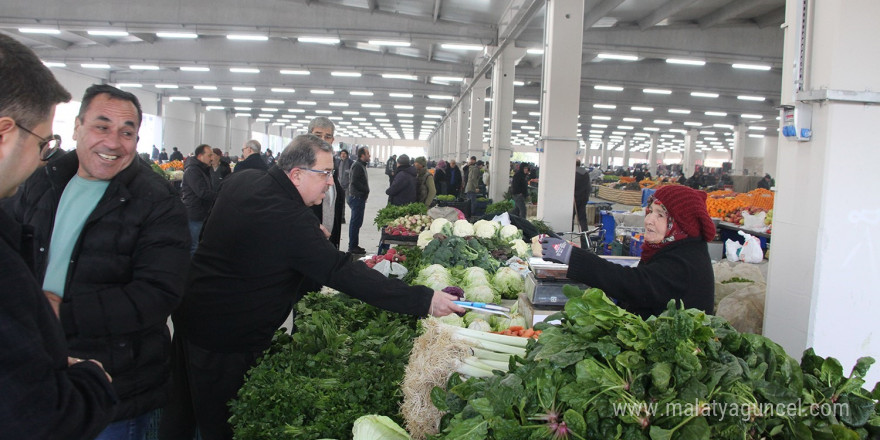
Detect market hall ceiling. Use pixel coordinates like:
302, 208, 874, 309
0, 0, 785, 151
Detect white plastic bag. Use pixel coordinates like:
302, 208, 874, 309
371, 260, 409, 279
742, 211, 768, 233
725, 239, 742, 261
738, 230, 764, 263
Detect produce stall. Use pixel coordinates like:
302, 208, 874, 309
227, 208, 879, 440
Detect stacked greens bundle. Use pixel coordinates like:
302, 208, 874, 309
428, 287, 880, 440
229, 293, 419, 440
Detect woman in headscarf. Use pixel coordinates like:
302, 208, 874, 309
434, 160, 448, 196
540, 185, 715, 318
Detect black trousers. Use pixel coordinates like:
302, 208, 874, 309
159, 335, 261, 440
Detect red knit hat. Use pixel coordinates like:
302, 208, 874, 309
652, 185, 716, 242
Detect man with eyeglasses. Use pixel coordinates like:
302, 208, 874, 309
0, 33, 116, 439
234, 139, 268, 173
308, 117, 345, 249
5, 83, 190, 440
163, 134, 465, 439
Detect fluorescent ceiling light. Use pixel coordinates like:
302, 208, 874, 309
748, 134, 765, 138
227, 34, 268, 41
684, 121, 702, 126
180, 66, 210, 72
169, 96, 190, 102
597, 53, 638, 61
265, 99, 285, 104
206, 106, 224, 110
748, 126, 767, 131
515, 99, 539, 105
193, 85, 217, 90
617, 125, 634, 130
261, 108, 278, 112
156, 32, 198, 39
622, 118, 642, 123
43, 61, 66, 68
201, 97, 222, 102
298, 36, 340, 44
81, 63, 111, 69
350, 91, 374, 96
115, 83, 142, 88
593, 104, 616, 109
432, 76, 463, 82
87, 30, 129, 37
668, 108, 691, 114
643, 88, 672, 95
592, 116, 612, 120
426, 106, 447, 111
440, 43, 483, 51
631, 106, 654, 112
705, 111, 727, 116
690, 91, 719, 98
234, 113, 251, 117
526, 48, 544, 55
271, 88, 296, 93
343, 111, 359, 115
281, 69, 310, 75
732, 63, 772, 71
666, 58, 706, 66
331, 71, 361, 77
229, 67, 260, 73
368, 40, 410, 47
382, 73, 418, 80
644, 127, 660, 132
255, 118, 270, 122
232, 86, 256, 92
394, 105, 414, 110
737, 95, 766, 101
362, 103, 381, 108
315, 110, 332, 114
155, 84, 179, 89
233, 98, 253, 103
310, 89, 334, 95
329, 102, 349, 107
653, 120, 673, 124
594, 85, 624, 92
298, 101, 317, 105
428, 95, 455, 100
19, 28, 60, 34
389, 92, 413, 98
741, 114, 763, 119
713, 123, 734, 129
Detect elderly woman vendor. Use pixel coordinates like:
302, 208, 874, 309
541, 185, 715, 318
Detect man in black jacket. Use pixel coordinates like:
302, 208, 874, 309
169, 147, 184, 162
181, 144, 217, 254
347, 146, 371, 254
0, 33, 116, 440
4, 84, 190, 438
574, 159, 592, 232
511, 163, 530, 218
235, 139, 268, 173
210, 147, 232, 190
163, 135, 463, 439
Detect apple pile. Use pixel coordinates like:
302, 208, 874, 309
363, 248, 406, 268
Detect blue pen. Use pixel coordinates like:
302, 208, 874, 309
453, 301, 510, 312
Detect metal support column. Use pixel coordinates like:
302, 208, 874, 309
731, 123, 746, 175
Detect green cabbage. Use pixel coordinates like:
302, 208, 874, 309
437, 313, 464, 327
462, 310, 493, 326
493, 266, 525, 299
352, 415, 411, 440
467, 319, 492, 332
461, 267, 490, 288
465, 284, 497, 304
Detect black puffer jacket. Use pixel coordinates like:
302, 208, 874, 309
565, 237, 714, 319
234, 153, 268, 173
181, 157, 216, 221
386, 165, 417, 205
2, 150, 190, 421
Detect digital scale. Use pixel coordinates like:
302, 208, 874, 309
524, 256, 640, 308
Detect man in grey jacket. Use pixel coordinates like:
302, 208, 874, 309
347, 147, 371, 254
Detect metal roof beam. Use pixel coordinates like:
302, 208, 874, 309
754, 6, 786, 28
699, 0, 768, 29
584, 0, 625, 29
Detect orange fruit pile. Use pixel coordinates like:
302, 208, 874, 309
704, 188, 774, 218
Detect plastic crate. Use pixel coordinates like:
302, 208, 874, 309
472, 199, 491, 217
629, 232, 645, 257
600, 211, 616, 245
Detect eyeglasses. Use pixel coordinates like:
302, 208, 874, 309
16, 122, 62, 161
296, 167, 334, 179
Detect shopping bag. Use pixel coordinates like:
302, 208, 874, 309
725, 239, 742, 261
742, 211, 768, 233
738, 230, 764, 263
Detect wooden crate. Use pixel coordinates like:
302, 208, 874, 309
597, 186, 642, 205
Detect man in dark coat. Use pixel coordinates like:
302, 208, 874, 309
574, 159, 592, 232
386, 154, 417, 205
347, 147, 371, 254
385, 154, 397, 185
159, 148, 169, 162
511, 163, 530, 218
210, 147, 232, 190
447, 159, 463, 197
235, 139, 268, 173
169, 146, 184, 162
181, 144, 217, 254
4, 84, 190, 437
0, 32, 116, 440
308, 117, 345, 249
163, 135, 463, 439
